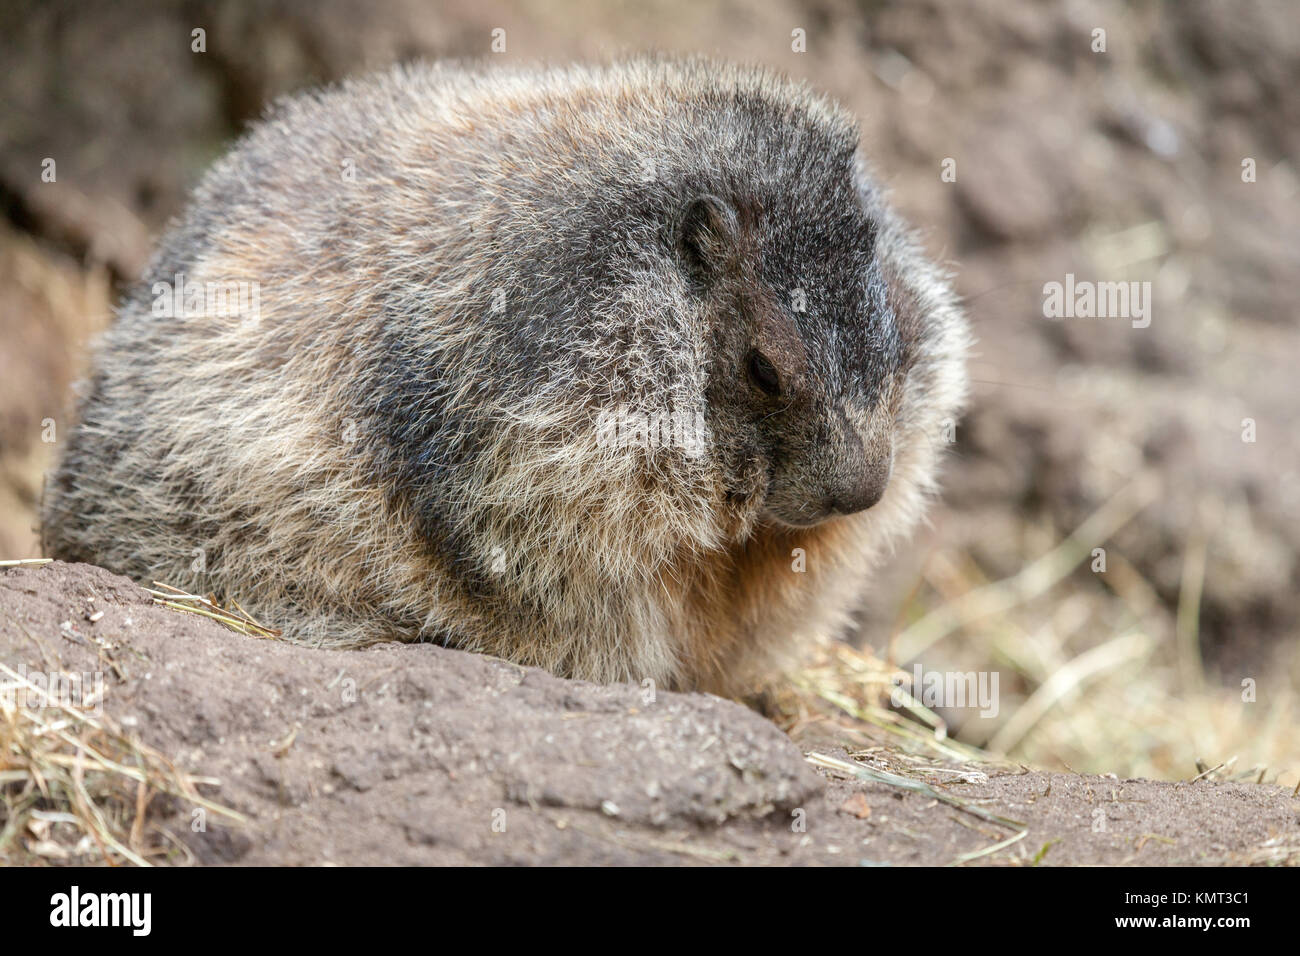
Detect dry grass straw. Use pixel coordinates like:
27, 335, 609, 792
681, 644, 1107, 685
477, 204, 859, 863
771, 640, 992, 765
783, 474, 1300, 790
807, 751, 1028, 865
0, 660, 244, 865
146, 581, 281, 639
771, 652, 1032, 865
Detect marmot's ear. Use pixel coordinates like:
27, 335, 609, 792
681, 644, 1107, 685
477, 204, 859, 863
679, 194, 739, 284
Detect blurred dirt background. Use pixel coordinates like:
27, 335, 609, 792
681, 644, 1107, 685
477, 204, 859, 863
1, 0, 1297, 788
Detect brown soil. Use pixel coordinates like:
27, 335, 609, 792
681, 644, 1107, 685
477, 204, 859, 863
3, 562, 1295, 866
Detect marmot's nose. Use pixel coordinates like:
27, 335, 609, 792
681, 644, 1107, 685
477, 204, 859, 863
830, 458, 891, 515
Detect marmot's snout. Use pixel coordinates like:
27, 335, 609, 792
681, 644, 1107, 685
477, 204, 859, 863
760, 404, 895, 528
828, 445, 892, 517
824, 403, 895, 518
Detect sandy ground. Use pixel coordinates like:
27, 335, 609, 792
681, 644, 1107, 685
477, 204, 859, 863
3, 562, 1295, 866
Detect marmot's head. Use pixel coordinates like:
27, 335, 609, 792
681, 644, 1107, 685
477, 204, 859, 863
331, 58, 963, 571
675, 164, 909, 531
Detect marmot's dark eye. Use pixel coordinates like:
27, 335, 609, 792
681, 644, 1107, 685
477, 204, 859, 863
746, 349, 781, 397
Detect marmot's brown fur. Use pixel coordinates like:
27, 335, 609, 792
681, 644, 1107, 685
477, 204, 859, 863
43, 58, 969, 696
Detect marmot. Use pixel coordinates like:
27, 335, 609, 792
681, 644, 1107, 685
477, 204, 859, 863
43, 58, 968, 697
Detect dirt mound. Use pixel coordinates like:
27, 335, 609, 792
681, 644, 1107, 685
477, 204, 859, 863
2, 562, 1295, 866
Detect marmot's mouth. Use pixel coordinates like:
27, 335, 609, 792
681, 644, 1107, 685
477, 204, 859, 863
762, 516, 826, 532
761, 507, 838, 530
761, 462, 893, 529
759, 490, 839, 530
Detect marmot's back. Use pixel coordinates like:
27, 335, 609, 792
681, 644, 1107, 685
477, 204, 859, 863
44, 59, 968, 695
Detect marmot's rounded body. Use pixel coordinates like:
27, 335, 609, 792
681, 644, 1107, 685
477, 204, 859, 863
44, 59, 968, 696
